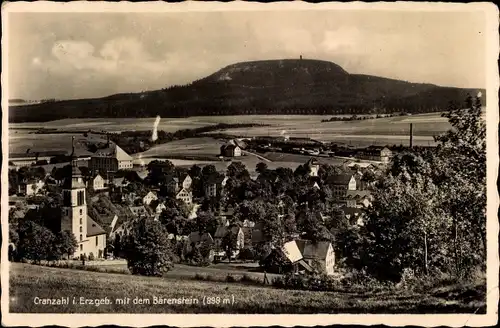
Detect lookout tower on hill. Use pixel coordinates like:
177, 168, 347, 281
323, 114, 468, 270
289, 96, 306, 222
300, 55, 303, 60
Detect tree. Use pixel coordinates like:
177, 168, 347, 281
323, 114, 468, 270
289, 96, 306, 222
17, 220, 55, 263
54, 230, 78, 260
221, 228, 238, 262
196, 211, 218, 235
256, 162, 268, 174
123, 219, 174, 276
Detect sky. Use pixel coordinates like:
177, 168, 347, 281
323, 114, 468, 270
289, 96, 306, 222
7, 10, 487, 100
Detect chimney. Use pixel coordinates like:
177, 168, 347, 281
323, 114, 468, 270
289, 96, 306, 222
71, 136, 75, 157
409, 123, 413, 148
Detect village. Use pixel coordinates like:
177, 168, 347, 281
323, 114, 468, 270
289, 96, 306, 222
8, 133, 385, 278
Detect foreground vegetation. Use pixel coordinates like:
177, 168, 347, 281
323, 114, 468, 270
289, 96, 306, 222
9, 263, 485, 313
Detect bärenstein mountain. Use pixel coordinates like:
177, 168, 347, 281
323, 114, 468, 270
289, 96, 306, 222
9, 59, 484, 123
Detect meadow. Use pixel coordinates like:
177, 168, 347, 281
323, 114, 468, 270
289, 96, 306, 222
8, 113, 451, 156
9, 263, 485, 314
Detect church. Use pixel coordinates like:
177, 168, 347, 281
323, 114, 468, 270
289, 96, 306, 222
61, 139, 107, 259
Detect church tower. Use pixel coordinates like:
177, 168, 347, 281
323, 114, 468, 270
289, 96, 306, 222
61, 137, 88, 258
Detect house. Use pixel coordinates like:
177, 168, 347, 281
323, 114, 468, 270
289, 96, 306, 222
260, 240, 317, 274
141, 191, 158, 205
176, 188, 193, 205
214, 225, 245, 253
305, 158, 321, 177
342, 207, 365, 226
89, 174, 106, 191
188, 231, 215, 246
295, 240, 336, 276
327, 174, 357, 198
89, 140, 134, 172
153, 202, 167, 215
344, 190, 372, 208
136, 170, 148, 181
178, 172, 192, 190
18, 179, 45, 196
129, 205, 149, 218
111, 177, 129, 189
220, 144, 242, 157
165, 172, 192, 194
165, 176, 180, 194
204, 174, 228, 198
357, 146, 393, 163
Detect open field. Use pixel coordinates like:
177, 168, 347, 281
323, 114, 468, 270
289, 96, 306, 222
9, 113, 454, 155
9, 263, 485, 313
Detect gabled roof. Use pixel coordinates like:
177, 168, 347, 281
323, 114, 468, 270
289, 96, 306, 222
214, 225, 241, 238
306, 158, 320, 166
87, 216, 106, 237
136, 171, 148, 180
205, 174, 226, 185
282, 240, 303, 263
188, 232, 214, 244
295, 240, 332, 260
221, 144, 240, 151
345, 190, 371, 199
93, 144, 133, 161
327, 173, 354, 185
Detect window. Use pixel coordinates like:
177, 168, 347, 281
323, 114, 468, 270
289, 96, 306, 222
80, 209, 83, 215
80, 218, 83, 225
80, 244, 83, 251
80, 226, 83, 233
80, 234, 83, 241
96, 236, 99, 246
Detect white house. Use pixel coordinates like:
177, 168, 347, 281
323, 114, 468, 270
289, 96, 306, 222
142, 191, 158, 205
18, 179, 45, 196
90, 174, 106, 191
176, 188, 192, 205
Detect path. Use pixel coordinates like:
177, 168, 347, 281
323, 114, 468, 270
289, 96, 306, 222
241, 150, 272, 162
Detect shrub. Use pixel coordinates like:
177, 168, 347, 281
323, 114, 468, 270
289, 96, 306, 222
238, 246, 255, 261
225, 274, 236, 283
88, 252, 95, 261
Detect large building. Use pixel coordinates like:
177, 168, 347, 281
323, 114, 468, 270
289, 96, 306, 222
89, 142, 134, 173
61, 153, 107, 259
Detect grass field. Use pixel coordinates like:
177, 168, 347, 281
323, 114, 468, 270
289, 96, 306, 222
9, 263, 485, 314
9, 113, 453, 155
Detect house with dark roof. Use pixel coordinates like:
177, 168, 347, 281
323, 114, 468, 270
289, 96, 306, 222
295, 240, 336, 276
357, 146, 393, 163
204, 174, 228, 198
89, 142, 134, 172
327, 173, 357, 198
188, 231, 214, 246
214, 225, 245, 255
220, 144, 242, 157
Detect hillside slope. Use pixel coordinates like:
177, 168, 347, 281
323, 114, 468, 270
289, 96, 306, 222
9, 59, 483, 123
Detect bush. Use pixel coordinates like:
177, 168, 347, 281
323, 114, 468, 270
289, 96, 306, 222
88, 252, 95, 261
238, 246, 255, 261
225, 274, 236, 283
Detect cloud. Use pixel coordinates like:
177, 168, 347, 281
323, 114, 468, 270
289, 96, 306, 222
321, 27, 364, 54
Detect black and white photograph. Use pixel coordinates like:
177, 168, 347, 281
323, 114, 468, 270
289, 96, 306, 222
1, 1, 498, 327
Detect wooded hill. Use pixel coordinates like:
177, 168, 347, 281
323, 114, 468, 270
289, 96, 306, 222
10, 59, 484, 123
